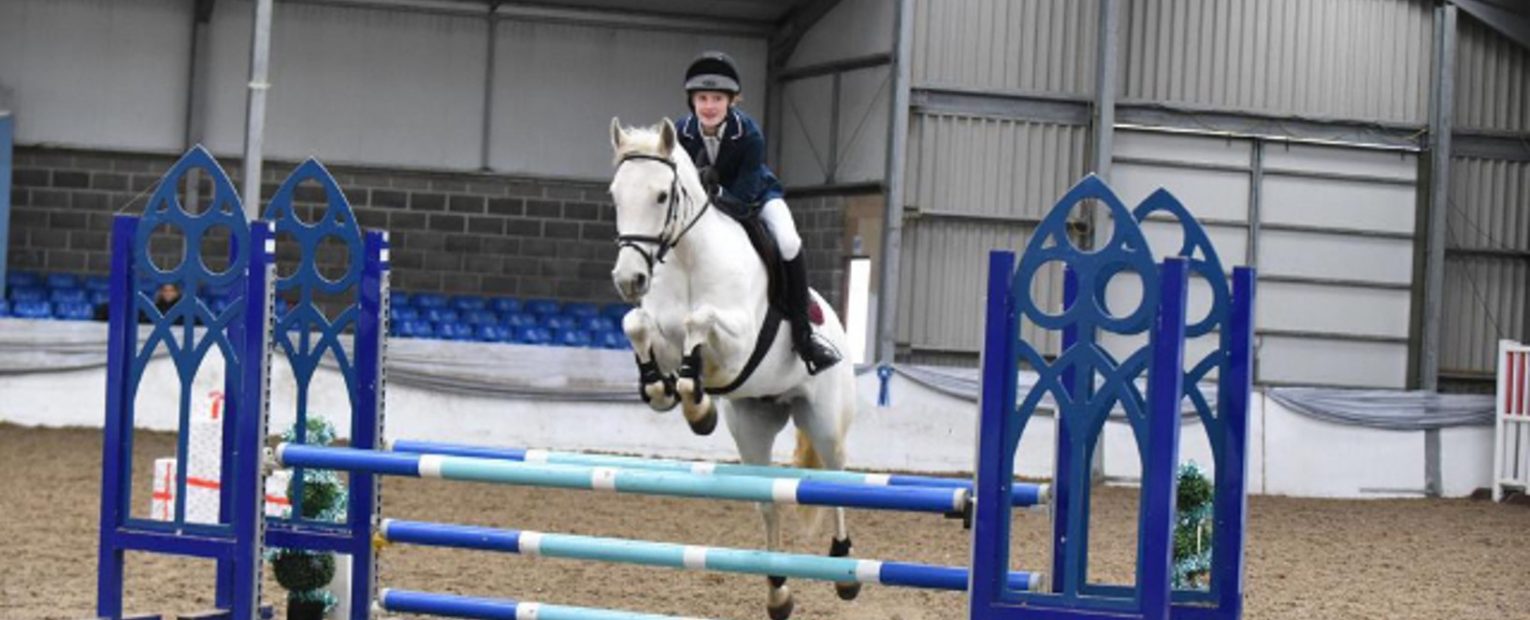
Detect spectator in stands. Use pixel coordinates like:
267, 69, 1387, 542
93, 283, 183, 322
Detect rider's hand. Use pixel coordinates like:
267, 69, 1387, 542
699, 166, 720, 195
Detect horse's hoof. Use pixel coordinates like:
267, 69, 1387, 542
835, 581, 862, 601
687, 408, 717, 436
766, 597, 794, 620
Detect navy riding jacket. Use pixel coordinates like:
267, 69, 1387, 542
677, 108, 785, 214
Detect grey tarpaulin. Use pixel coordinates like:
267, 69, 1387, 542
0, 319, 1495, 428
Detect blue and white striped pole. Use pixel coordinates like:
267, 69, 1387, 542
378, 589, 710, 620
276, 444, 970, 516
380, 519, 1039, 592
387, 439, 1049, 508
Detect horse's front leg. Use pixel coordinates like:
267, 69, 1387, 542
623, 307, 680, 412
674, 304, 749, 436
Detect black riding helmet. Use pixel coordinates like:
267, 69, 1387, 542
685, 51, 741, 98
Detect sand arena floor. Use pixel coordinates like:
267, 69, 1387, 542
1, 424, 1528, 620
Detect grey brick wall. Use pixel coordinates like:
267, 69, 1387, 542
7, 146, 851, 311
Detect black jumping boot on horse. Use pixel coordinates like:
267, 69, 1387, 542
783, 255, 841, 375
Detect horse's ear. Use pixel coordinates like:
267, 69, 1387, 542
611, 117, 626, 151
660, 118, 677, 156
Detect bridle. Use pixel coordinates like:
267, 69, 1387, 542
613, 153, 710, 278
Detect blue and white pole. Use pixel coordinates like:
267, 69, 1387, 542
276, 444, 970, 516
380, 519, 1040, 592
377, 589, 711, 620
387, 439, 1049, 508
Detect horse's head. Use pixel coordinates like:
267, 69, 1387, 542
608, 117, 701, 302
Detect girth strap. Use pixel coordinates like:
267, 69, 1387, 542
706, 306, 785, 396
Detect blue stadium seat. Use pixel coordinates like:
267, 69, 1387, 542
90, 290, 111, 306
274, 297, 292, 317
504, 312, 540, 328
526, 299, 562, 316
84, 276, 112, 292
564, 303, 599, 318
544, 314, 579, 331
46, 273, 80, 290
50, 288, 88, 304
9, 287, 46, 302
414, 293, 448, 308
397, 319, 434, 339
389, 291, 412, 308
391, 306, 421, 322
208, 295, 233, 315
423, 307, 460, 324
516, 326, 553, 346
464, 309, 498, 326
601, 303, 633, 321
476, 324, 513, 342
0, 300, 10, 317
436, 321, 474, 341
595, 329, 628, 350
53, 301, 93, 321
490, 297, 523, 314
583, 316, 617, 332
553, 328, 593, 348
6, 272, 41, 289
12, 300, 53, 319
451, 295, 487, 311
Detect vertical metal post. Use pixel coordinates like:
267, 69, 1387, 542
240, 0, 274, 220
1421, 3, 1457, 497
1090, 0, 1119, 184
1087, 0, 1120, 482
875, 0, 913, 365
828, 71, 842, 184
0, 111, 11, 301
480, 4, 499, 171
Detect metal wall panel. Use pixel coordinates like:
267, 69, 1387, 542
1441, 156, 1530, 377
207, 3, 487, 170
895, 218, 1061, 357
906, 113, 1089, 219
1120, 0, 1433, 125
779, 75, 835, 187
911, 0, 1097, 97
0, 0, 191, 152
1441, 256, 1527, 377
785, 0, 893, 69
1455, 15, 1530, 134
832, 66, 892, 185
492, 20, 766, 179
1112, 129, 1419, 388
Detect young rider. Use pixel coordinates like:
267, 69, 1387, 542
677, 50, 841, 375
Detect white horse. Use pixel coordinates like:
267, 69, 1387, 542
609, 118, 860, 620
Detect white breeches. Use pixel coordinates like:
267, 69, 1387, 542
760, 198, 802, 261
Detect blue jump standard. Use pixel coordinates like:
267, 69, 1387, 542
276, 444, 971, 515
389, 439, 1050, 508
378, 589, 713, 620
381, 519, 1039, 592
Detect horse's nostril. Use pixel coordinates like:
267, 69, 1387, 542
635, 273, 648, 289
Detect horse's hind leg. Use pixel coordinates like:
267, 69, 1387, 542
791, 372, 860, 601
726, 398, 795, 620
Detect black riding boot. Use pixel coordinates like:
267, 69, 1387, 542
784, 255, 841, 375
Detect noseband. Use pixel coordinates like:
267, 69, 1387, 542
613, 153, 710, 276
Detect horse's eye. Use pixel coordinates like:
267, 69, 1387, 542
657, 191, 669, 204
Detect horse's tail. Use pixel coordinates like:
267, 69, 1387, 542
793, 428, 822, 471
792, 427, 834, 538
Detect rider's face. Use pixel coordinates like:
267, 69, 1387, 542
691, 91, 732, 131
